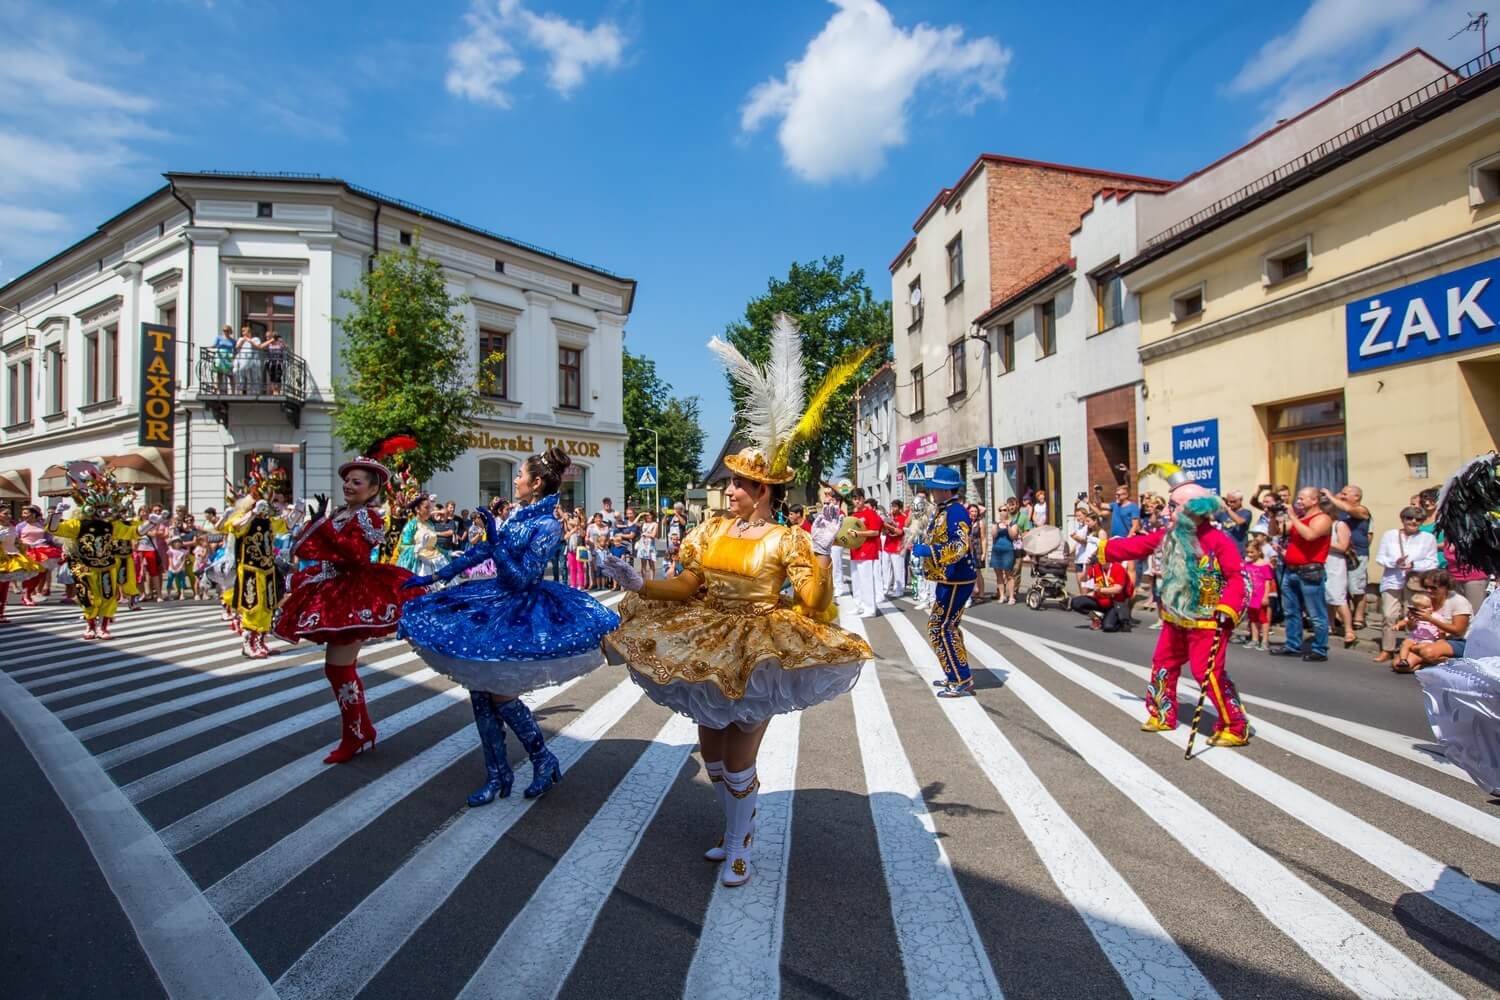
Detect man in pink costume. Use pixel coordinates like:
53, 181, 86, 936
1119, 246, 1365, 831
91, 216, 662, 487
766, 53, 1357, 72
1097, 464, 1252, 747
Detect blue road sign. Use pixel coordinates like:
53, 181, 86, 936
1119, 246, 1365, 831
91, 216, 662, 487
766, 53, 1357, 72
906, 462, 930, 483
636, 466, 658, 488
976, 447, 999, 474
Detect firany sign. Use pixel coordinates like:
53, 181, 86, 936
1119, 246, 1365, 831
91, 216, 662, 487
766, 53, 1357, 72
1346, 256, 1499, 373
137, 322, 176, 448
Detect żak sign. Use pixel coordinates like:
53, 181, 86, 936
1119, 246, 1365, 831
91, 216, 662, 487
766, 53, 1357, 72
138, 322, 176, 448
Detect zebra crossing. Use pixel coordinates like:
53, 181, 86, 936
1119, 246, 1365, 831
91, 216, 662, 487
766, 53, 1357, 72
3, 595, 1499, 998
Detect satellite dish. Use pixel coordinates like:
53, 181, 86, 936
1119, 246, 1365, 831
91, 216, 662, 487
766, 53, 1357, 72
909, 285, 922, 307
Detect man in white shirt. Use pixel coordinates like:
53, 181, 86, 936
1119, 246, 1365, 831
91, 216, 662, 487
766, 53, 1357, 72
1373, 505, 1440, 664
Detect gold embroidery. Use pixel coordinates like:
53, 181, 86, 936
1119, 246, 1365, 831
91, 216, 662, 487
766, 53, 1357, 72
726, 777, 760, 800
743, 832, 752, 847
731, 859, 746, 876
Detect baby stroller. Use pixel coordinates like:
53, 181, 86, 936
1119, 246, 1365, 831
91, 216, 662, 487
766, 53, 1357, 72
1021, 525, 1071, 611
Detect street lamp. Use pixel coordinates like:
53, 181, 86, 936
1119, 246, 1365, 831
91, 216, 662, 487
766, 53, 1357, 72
635, 426, 660, 513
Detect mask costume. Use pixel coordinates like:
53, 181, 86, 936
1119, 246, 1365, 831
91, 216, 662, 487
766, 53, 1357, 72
222, 461, 290, 658
601, 314, 874, 887
49, 461, 138, 641
1096, 463, 1252, 746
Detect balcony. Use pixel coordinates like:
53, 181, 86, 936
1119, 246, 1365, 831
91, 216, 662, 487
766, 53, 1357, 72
194, 346, 309, 428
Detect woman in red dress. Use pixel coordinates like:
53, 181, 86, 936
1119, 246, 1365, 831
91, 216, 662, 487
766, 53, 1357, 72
273, 440, 423, 763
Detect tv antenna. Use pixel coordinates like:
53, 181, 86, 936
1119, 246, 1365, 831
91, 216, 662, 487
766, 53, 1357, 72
1451, 11, 1489, 58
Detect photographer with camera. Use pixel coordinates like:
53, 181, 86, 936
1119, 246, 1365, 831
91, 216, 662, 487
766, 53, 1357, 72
1270, 487, 1334, 662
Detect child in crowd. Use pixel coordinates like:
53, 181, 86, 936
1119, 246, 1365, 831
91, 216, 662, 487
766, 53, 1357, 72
192, 541, 211, 598
1241, 541, 1277, 650
1392, 592, 1444, 672
164, 540, 190, 600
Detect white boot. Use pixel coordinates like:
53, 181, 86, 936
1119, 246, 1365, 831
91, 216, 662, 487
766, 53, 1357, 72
721, 765, 758, 887
703, 760, 728, 862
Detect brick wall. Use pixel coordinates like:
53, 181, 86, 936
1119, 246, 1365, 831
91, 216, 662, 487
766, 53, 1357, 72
985, 163, 1162, 304
1084, 384, 1137, 494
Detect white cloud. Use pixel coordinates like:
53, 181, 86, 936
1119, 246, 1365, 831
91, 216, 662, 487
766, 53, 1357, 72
740, 0, 1010, 183
1230, 0, 1483, 136
445, 0, 625, 108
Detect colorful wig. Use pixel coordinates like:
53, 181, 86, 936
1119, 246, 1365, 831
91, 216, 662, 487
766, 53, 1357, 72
1154, 495, 1227, 621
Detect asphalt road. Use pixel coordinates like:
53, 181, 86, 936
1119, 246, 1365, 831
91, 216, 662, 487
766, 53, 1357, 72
1, 593, 1496, 1000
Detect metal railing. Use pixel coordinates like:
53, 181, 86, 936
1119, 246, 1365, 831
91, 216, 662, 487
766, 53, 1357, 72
1145, 46, 1500, 248
195, 346, 308, 403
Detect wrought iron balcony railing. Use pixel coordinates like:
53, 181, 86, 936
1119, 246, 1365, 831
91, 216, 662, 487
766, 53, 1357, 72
194, 345, 309, 428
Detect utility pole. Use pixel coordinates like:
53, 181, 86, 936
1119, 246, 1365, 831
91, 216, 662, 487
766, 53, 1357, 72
1452, 11, 1490, 61
968, 327, 995, 518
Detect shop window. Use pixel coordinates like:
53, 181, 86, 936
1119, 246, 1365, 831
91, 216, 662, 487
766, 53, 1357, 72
241, 288, 296, 352
910, 365, 924, 416
479, 328, 509, 399
996, 321, 1015, 374
946, 235, 964, 291
559, 346, 583, 409
84, 323, 118, 405
1093, 269, 1123, 332
1171, 285, 1205, 323
1263, 238, 1311, 286
947, 339, 967, 396
1469, 151, 1500, 206
479, 457, 515, 504
1036, 299, 1057, 358
1268, 394, 1347, 492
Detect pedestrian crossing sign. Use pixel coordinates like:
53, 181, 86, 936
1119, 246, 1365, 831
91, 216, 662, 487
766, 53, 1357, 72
636, 466, 658, 488
906, 463, 930, 483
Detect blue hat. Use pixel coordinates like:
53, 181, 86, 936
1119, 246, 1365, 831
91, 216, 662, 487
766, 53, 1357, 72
924, 465, 963, 490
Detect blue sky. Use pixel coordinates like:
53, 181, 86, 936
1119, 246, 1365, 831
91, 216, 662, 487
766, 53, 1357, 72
0, 0, 1487, 466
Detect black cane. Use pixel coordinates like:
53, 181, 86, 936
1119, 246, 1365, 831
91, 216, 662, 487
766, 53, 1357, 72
1184, 623, 1226, 761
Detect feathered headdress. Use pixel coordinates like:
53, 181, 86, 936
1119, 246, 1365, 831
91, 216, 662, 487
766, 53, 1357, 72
337, 431, 419, 488
66, 460, 134, 519
708, 313, 874, 484
244, 454, 289, 501
1437, 452, 1500, 576
1139, 461, 1213, 506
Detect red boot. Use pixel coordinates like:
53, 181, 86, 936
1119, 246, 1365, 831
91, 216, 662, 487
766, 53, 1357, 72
98, 618, 114, 640
323, 662, 376, 764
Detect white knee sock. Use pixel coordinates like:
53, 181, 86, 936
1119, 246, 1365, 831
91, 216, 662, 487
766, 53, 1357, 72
721, 764, 759, 882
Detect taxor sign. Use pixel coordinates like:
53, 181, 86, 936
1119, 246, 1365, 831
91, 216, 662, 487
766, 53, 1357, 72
465, 429, 602, 458
137, 322, 176, 448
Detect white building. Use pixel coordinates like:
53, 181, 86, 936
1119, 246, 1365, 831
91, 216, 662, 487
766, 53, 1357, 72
853, 363, 895, 506
0, 172, 635, 515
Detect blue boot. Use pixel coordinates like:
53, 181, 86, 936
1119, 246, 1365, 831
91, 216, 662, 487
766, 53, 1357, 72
497, 698, 562, 799
467, 692, 513, 806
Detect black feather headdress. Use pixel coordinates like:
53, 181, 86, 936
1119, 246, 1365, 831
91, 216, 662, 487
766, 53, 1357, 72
1436, 452, 1500, 576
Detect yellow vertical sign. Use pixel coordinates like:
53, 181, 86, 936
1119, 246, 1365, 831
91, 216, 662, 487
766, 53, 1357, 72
138, 322, 176, 447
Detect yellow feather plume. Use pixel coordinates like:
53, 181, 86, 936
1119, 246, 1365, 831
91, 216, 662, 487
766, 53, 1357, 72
1138, 462, 1183, 482
771, 345, 877, 476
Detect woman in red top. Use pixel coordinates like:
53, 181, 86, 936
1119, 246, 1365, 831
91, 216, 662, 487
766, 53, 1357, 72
273, 440, 423, 763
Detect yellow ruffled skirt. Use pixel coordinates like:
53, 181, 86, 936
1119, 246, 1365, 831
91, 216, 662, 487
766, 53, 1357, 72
0, 549, 43, 582
604, 594, 872, 729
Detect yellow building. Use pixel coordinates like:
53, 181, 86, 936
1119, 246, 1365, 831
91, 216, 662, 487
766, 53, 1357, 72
1120, 49, 1500, 522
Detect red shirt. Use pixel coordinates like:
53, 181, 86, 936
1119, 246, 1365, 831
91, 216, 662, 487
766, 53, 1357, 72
1086, 561, 1131, 608
851, 507, 883, 561
883, 512, 907, 553
1284, 515, 1332, 566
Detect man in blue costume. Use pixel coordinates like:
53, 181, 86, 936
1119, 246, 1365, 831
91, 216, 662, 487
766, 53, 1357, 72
911, 466, 977, 698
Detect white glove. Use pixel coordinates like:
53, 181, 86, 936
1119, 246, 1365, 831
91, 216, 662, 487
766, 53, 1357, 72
810, 510, 840, 556
598, 552, 644, 592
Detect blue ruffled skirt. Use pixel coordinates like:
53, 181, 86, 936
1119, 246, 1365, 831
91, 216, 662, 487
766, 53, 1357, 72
398, 579, 620, 696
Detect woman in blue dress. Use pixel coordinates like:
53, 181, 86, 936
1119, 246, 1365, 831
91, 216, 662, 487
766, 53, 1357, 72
398, 448, 619, 803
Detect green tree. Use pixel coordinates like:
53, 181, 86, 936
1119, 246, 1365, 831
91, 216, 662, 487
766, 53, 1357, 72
723, 256, 891, 491
331, 241, 489, 483
623, 349, 705, 508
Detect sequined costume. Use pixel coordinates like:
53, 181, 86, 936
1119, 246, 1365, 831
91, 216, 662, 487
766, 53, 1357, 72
914, 494, 977, 690
395, 517, 451, 581
399, 495, 618, 695
224, 505, 289, 640
0, 526, 43, 582
604, 514, 871, 729
400, 494, 617, 803
53, 517, 136, 637
272, 504, 417, 645
1101, 517, 1250, 738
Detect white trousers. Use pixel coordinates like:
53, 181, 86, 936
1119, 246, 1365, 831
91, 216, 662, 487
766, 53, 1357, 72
882, 550, 905, 595
877, 549, 891, 594
831, 545, 849, 595
851, 558, 880, 614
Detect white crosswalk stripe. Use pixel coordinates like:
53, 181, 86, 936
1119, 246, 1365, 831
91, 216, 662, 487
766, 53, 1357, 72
4, 595, 1500, 999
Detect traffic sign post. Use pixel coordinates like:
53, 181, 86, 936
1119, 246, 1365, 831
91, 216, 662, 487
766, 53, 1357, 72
976, 447, 998, 474
636, 466, 658, 517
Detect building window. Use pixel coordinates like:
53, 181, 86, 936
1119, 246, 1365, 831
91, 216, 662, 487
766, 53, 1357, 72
559, 461, 586, 512
1036, 300, 1057, 358
241, 288, 296, 351
910, 365, 925, 416
1171, 285, 1205, 323
6, 358, 32, 426
479, 457, 515, 503
256, 202, 273, 218
948, 339, 967, 396
479, 328, 509, 399
1263, 238, 1311, 286
908, 278, 923, 327
44, 344, 64, 416
1094, 271, 1123, 332
158, 301, 177, 332
559, 346, 583, 409
399, 230, 412, 246
494, 259, 505, 273
1469, 151, 1500, 206
1406, 452, 1429, 479
1268, 394, 1346, 492
84, 323, 118, 405
996, 322, 1015, 373
946, 235, 964, 290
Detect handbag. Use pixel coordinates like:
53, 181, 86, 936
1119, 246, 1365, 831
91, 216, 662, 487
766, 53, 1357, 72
1397, 531, 1426, 593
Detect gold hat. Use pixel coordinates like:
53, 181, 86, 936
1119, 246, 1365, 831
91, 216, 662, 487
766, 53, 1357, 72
723, 447, 795, 485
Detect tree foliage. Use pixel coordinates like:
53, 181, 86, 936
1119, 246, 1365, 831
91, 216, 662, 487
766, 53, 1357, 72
623, 349, 705, 509
723, 256, 891, 490
331, 241, 488, 484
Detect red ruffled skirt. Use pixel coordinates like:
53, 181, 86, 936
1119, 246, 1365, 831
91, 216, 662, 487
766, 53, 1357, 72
273, 562, 423, 644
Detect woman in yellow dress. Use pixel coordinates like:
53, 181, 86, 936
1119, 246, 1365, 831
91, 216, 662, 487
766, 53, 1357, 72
0, 507, 44, 623
601, 314, 873, 888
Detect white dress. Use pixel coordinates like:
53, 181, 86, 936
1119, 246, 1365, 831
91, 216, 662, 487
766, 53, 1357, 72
1417, 591, 1500, 794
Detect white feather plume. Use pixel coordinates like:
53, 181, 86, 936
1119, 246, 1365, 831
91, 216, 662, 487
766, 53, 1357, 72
707, 312, 807, 458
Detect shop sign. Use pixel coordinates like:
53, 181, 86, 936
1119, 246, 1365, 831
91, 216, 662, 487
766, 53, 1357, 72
1171, 419, 1220, 493
137, 322, 176, 448
898, 433, 940, 463
465, 429, 602, 458
1000, 447, 1018, 464
1346, 256, 1500, 373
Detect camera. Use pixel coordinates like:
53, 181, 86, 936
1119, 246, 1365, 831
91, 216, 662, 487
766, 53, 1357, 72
1265, 501, 1286, 514
1076, 491, 1088, 501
